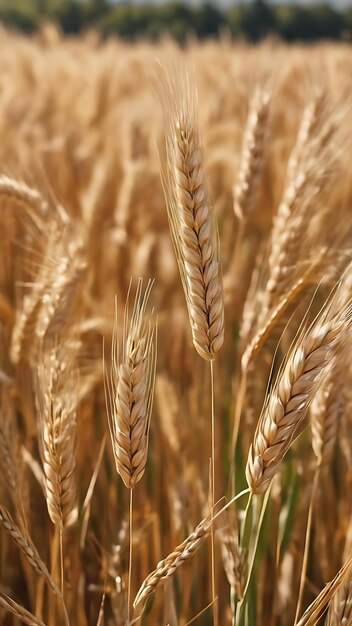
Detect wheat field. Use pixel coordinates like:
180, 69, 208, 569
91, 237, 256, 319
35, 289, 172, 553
0, 24, 352, 626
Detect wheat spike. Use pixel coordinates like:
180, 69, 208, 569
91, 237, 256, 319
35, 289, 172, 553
160, 69, 224, 361
0, 390, 28, 524
36, 340, 78, 528
246, 279, 352, 494
10, 221, 61, 365
0, 175, 49, 215
264, 102, 339, 314
296, 558, 352, 626
105, 279, 157, 489
134, 515, 211, 607
0, 592, 47, 626
233, 88, 270, 220
326, 573, 352, 625
218, 526, 244, 598
241, 101, 341, 370
286, 88, 326, 185
0, 505, 61, 597
35, 236, 87, 342
310, 361, 346, 467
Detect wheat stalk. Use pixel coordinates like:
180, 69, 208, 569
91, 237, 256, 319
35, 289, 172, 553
159, 68, 225, 626
105, 278, 157, 622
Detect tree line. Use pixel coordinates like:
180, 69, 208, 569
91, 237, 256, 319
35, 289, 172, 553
1, 0, 351, 42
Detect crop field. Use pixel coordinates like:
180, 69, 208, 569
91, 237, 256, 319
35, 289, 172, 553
0, 25, 351, 626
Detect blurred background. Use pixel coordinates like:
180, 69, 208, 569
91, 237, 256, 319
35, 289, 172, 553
1, 0, 352, 42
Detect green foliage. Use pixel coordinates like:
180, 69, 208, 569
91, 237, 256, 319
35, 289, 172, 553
276, 3, 344, 40
229, 0, 277, 41
0, 0, 350, 42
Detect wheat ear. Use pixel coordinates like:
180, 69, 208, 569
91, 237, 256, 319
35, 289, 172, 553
326, 573, 352, 625
159, 69, 224, 626
36, 236, 87, 342
285, 89, 326, 185
0, 174, 49, 215
160, 70, 224, 361
36, 340, 78, 529
0, 505, 61, 598
241, 100, 341, 372
233, 88, 270, 221
264, 101, 339, 315
0, 391, 27, 525
105, 278, 156, 622
246, 281, 352, 494
295, 558, 352, 626
134, 516, 211, 607
133, 487, 249, 608
0, 592, 47, 626
310, 361, 346, 468
105, 278, 157, 489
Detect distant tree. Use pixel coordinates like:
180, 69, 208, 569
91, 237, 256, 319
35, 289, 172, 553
83, 0, 109, 22
0, 0, 39, 32
343, 8, 352, 38
228, 0, 277, 41
52, 0, 83, 33
98, 5, 147, 38
276, 4, 343, 40
0, 0, 349, 43
195, 3, 226, 38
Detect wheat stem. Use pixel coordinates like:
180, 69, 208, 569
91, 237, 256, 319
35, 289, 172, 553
294, 466, 320, 624
210, 358, 218, 626
59, 527, 64, 597
128, 488, 133, 624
